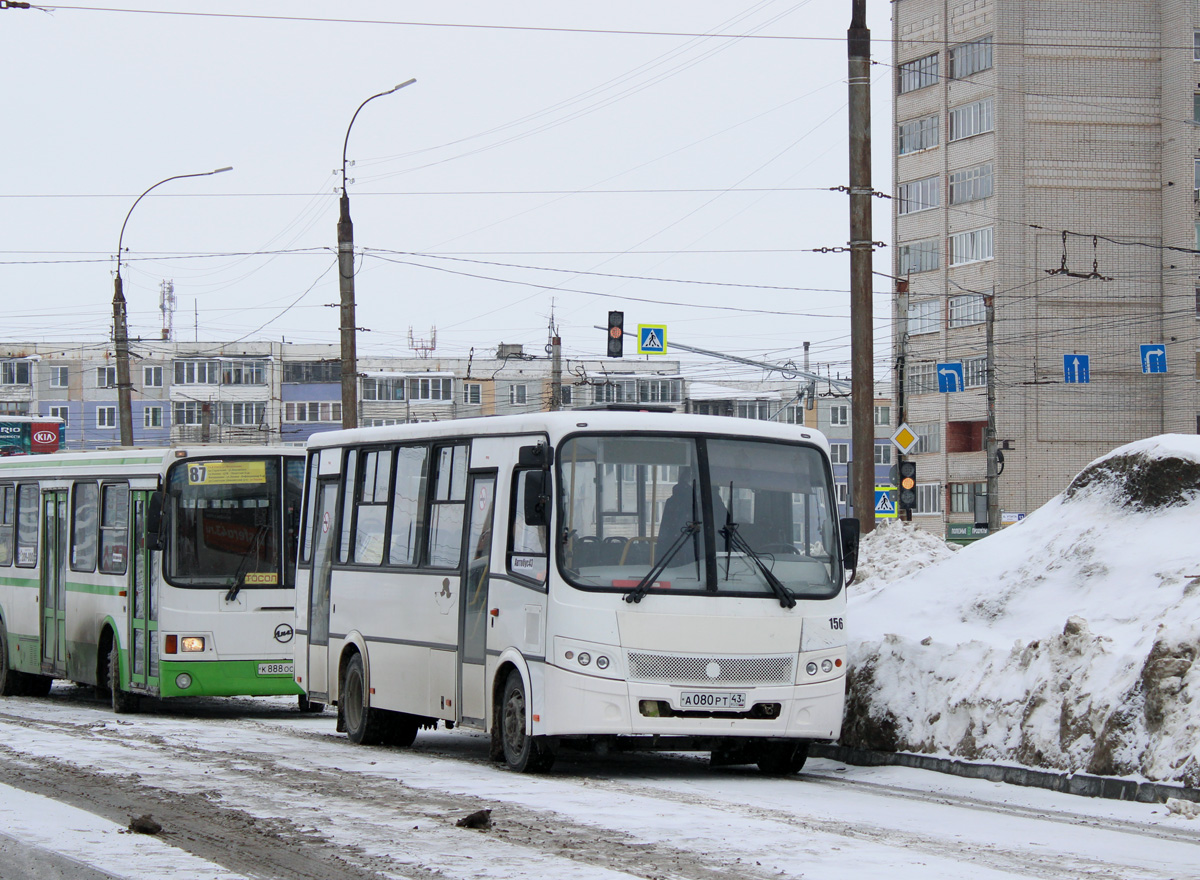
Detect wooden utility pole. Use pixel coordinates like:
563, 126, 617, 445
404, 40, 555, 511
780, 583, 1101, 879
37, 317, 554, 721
848, 0, 876, 533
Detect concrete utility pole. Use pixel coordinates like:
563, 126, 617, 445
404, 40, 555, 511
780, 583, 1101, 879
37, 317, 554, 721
848, 0, 876, 532
985, 288, 1000, 531
113, 167, 231, 446
338, 79, 416, 430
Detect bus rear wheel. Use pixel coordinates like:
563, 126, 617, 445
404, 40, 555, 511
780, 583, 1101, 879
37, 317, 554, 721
341, 653, 384, 745
297, 694, 325, 713
108, 642, 139, 714
0, 618, 20, 697
500, 671, 555, 773
756, 740, 809, 776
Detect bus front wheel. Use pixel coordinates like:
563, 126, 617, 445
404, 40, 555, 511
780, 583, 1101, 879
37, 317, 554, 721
756, 740, 809, 775
500, 671, 555, 773
0, 618, 20, 697
108, 643, 139, 714
341, 653, 383, 745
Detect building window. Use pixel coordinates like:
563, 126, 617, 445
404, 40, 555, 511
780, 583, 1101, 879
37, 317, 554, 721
782, 405, 804, 425
835, 482, 848, 506
409, 377, 453, 401
1194, 31, 1200, 61
462, 382, 482, 405
49, 366, 68, 388
898, 239, 940, 275
949, 163, 993, 204
143, 366, 163, 388
174, 360, 219, 384
949, 36, 992, 79
172, 401, 208, 426
950, 482, 987, 515
220, 402, 266, 426
829, 404, 849, 426
0, 402, 29, 416
907, 299, 941, 335
561, 386, 573, 405
916, 483, 942, 515
283, 361, 341, 383
222, 360, 266, 385
594, 378, 637, 404
964, 356, 988, 388
362, 377, 406, 401
950, 98, 994, 141
1, 361, 31, 386
48, 405, 69, 426
912, 422, 941, 454
640, 378, 682, 403
509, 384, 528, 405
949, 294, 986, 327
897, 176, 940, 215
97, 406, 116, 428
898, 114, 939, 154
906, 362, 938, 396
284, 402, 341, 422
738, 401, 773, 420
874, 443, 892, 466
143, 406, 163, 428
950, 227, 994, 266
1195, 287, 1200, 319
898, 53, 939, 93
830, 443, 850, 465
96, 366, 117, 388
1194, 94, 1200, 124
874, 405, 891, 427
948, 420, 987, 453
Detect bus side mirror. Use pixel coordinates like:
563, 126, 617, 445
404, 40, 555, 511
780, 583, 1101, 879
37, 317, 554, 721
518, 442, 553, 469
147, 490, 167, 551
523, 471, 550, 527
839, 517, 860, 571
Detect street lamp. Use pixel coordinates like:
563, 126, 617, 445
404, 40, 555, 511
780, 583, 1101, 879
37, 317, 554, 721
338, 78, 416, 430
113, 166, 232, 446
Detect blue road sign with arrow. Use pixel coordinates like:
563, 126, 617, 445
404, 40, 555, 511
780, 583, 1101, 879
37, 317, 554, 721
1140, 344, 1167, 374
1063, 354, 1090, 384
936, 362, 964, 393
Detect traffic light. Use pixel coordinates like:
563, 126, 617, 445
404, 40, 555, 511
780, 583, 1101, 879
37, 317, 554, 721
898, 460, 917, 509
606, 310, 624, 358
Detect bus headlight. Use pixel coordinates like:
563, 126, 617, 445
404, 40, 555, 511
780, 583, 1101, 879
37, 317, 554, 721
181, 637, 205, 653
806, 662, 818, 676
821, 659, 833, 673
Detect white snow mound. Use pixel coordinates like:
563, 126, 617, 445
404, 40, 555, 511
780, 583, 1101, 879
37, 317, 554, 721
844, 435, 1200, 786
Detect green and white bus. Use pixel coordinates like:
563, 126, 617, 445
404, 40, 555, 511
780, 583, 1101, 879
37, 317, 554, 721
0, 446, 312, 712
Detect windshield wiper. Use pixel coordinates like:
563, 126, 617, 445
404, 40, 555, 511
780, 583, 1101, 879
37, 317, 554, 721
225, 524, 269, 603
719, 522, 797, 609
624, 521, 700, 604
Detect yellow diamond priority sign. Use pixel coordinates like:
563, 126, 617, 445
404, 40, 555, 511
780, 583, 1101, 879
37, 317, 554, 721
891, 422, 919, 454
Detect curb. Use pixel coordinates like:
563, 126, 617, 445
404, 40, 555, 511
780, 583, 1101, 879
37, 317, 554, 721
810, 743, 1200, 805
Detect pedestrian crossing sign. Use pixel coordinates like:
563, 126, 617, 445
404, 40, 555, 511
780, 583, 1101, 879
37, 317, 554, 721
637, 325, 667, 355
874, 486, 897, 518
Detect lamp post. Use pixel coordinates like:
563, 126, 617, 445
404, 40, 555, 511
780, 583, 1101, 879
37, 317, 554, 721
338, 78, 416, 430
113, 166, 232, 446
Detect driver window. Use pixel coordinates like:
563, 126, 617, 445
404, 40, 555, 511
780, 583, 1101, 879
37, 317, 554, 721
509, 470, 548, 584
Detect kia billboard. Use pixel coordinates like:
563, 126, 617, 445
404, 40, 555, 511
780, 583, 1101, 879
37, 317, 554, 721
0, 419, 63, 455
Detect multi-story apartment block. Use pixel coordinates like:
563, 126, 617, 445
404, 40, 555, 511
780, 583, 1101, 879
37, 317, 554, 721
892, 0, 1197, 539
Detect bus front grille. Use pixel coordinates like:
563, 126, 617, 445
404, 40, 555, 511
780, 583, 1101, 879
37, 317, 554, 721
627, 652, 793, 685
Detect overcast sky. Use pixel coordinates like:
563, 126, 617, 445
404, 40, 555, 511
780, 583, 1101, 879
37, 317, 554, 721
2, 1, 893, 384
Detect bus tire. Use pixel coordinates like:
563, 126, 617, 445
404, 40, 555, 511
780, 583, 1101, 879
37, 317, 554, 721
108, 642, 139, 714
756, 740, 809, 776
382, 711, 420, 748
500, 670, 555, 773
21, 674, 52, 698
341, 653, 383, 745
297, 695, 325, 713
0, 618, 20, 697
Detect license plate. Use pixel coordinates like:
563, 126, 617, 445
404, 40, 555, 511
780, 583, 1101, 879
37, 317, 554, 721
257, 662, 294, 676
678, 691, 747, 710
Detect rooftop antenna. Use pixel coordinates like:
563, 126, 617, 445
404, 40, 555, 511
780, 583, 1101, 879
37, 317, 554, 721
408, 326, 436, 359
160, 279, 177, 341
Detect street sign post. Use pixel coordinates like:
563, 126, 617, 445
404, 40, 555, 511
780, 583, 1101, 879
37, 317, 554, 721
936, 362, 964, 393
1140, 344, 1167, 374
891, 423, 918, 454
637, 325, 667, 355
1063, 354, 1090, 384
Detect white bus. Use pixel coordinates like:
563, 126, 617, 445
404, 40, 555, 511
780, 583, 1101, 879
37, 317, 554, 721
296, 412, 859, 773
0, 447, 314, 712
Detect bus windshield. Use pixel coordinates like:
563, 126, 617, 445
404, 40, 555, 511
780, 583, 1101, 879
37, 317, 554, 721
557, 434, 840, 600
163, 457, 303, 588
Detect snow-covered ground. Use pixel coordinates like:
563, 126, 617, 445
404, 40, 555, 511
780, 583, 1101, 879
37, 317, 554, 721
847, 434, 1200, 786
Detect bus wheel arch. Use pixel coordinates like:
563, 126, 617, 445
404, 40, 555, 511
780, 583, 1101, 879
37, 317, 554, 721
95, 624, 116, 700
0, 614, 20, 697
498, 668, 555, 773
338, 643, 383, 745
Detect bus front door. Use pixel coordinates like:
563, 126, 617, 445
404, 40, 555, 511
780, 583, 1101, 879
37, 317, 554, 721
458, 473, 495, 728
40, 489, 68, 676
128, 492, 157, 691
306, 479, 339, 700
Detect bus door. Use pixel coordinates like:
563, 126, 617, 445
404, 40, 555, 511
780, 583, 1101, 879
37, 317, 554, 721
306, 479, 339, 699
458, 473, 496, 728
127, 491, 157, 691
40, 489, 68, 675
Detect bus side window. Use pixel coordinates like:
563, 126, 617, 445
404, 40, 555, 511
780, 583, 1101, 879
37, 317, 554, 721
70, 481, 99, 572
508, 470, 548, 585
15, 484, 38, 568
337, 450, 358, 565
300, 452, 319, 564
0, 484, 14, 567
388, 445, 428, 566
99, 484, 129, 575
427, 444, 467, 568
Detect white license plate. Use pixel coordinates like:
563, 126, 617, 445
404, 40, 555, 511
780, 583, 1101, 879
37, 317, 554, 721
257, 662, 294, 676
678, 691, 747, 710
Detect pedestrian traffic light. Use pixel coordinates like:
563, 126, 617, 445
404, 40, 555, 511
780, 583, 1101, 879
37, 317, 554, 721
606, 310, 624, 358
898, 460, 917, 509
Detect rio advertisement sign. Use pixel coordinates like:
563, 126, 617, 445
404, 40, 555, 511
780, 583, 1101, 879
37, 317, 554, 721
0, 419, 63, 455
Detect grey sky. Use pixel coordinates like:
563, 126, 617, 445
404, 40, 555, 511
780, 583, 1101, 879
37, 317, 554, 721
2, 1, 893, 383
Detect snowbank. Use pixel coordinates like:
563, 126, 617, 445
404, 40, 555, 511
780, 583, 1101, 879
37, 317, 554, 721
844, 435, 1200, 786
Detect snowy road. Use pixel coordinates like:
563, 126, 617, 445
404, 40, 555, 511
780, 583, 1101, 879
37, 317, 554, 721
0, 686, 1195, 880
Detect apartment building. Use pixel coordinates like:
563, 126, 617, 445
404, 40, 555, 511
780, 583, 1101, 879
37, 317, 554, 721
892, 0, 1197, 538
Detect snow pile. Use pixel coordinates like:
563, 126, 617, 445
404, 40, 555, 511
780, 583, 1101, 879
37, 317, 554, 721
844, 435, 1200, 786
